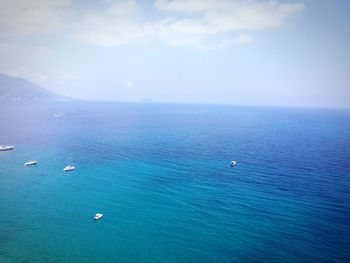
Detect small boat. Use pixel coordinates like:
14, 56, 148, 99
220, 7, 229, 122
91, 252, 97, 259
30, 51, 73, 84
94, 213, 103, 220
63, 165, 75, 172
230, 160, 237, 166
0, 145, 14, 151
25, 160, 37, 166
54, 113, 65, 118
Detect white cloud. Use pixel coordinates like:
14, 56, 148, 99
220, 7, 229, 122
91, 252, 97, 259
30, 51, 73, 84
0, 0, 72, 37
155, 0, 305, 32
74, 0, 304, 48
74, 3, 155, 46
0, 0, 305, 48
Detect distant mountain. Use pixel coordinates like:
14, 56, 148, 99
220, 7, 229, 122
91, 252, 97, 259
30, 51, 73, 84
0, 73, 70, 100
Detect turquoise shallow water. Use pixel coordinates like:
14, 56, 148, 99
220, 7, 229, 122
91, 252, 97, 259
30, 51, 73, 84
0, 101, 350, 262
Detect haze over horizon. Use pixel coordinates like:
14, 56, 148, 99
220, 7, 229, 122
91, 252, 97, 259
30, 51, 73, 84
0, 0, 349, 108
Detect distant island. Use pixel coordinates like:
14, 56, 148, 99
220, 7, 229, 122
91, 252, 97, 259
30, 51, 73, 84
0, 73, 71, 100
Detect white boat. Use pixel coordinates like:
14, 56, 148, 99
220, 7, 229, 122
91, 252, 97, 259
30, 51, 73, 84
94, 213, 103, 220
63, 165, 75, 172
54, 113, 65, 118
25, 160, 37, 166
230, 160, 237, 166
0, 145, 14, 151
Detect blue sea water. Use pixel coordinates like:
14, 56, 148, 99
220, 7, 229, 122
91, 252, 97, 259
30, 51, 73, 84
0, 101, 350, 263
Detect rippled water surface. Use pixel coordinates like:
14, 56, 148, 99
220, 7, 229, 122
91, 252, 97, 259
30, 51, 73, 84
0, 101, 349, 262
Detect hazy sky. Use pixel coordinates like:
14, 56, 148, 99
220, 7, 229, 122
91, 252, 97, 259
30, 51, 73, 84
0, 0, 349, 107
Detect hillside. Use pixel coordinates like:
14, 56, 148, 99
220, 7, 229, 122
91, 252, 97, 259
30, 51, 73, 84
0, 73, 69, 100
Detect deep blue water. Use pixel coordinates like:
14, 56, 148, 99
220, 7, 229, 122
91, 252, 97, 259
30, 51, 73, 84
0, 101, 350, 263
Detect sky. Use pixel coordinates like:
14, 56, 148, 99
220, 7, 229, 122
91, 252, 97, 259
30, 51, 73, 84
0, 0, 349, 108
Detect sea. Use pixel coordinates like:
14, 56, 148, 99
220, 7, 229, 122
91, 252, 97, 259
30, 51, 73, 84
0, 101, 349, 263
